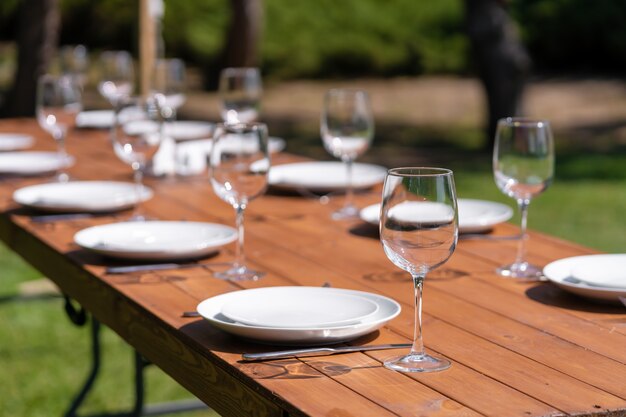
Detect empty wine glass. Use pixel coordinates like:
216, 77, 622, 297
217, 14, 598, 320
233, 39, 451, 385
321, 89, 374, 219
36, 74, 82, 182
98, 51, 134, 107
209, 122, 270, 281
111, 96, 164, 220
152, 58, 186, 119
218, 67, 262, 123
493, 117, 554, 279
59, 44, 89, 88
380, 167, 458, 373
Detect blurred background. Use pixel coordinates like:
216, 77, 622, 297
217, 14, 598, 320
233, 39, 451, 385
0, 1, 625, 416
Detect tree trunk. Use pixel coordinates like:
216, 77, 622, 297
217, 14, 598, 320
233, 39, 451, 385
204, 0, 263, 90
1, 0, 60, 118
465, 0, 531, 150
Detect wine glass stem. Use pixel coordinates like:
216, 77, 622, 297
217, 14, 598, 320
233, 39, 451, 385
132, 162, 144, 219
234, 203, 247, 270
515, 199, 530, 266
343, 157, 354, 210
54, 128, 69, 182
410, 273, 426, 357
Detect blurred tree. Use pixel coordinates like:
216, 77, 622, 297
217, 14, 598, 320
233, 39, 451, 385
465, 0, 531, 149
204, 0, 262, 89
1, 0, 60, 117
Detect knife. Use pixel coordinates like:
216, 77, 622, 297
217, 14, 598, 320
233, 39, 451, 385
241, 343, 411, 361
106, 263, 208, 274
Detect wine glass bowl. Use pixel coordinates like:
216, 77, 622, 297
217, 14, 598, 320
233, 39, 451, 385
98, 51, 134, 107
321, 89, 374, 219
153, 58, 186, 117
209, 122, 270, 281
380, 167, 458, 373
218, 67, 262, 124
493, 117, 554, 279
36, 73, 82, 182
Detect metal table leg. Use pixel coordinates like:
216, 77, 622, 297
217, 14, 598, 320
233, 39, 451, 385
61, 295, 209, 417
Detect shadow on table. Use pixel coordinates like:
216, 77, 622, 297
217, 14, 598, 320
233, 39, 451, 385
526, 283, 625, 314
349, 222, 378, 239
180, 319, 383, 379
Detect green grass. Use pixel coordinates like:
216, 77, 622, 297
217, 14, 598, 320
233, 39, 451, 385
0, 244, 219, 417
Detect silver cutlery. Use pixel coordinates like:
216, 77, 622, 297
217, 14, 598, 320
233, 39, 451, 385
31, 213, 95, 223
619, 296, 626, 309
106, 263, 210, 274
241, 343, 412, 361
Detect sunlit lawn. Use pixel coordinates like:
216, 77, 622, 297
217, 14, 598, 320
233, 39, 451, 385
1, 117, 624, 417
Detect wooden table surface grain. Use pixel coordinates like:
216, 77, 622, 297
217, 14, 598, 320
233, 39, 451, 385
1, 118, 625, 417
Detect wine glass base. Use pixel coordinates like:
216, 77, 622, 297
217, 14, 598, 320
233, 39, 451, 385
384, 353, 451, 373
331, 205, 359, 220
497, 262, 544, 280
214, 265, 265, 281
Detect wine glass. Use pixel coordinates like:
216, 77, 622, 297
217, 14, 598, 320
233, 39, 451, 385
153, 58, 190, 175
209, 122, 270, 281
218, 67, 262, 123
59, 44, 89, 88
493, 117, 555, 279
98, 51, 134, 107
380, 167, 458, 373
152, 58, 186, 119
321, 89, 374, 219
36, 74, 82, 182
111, 96, 164, 220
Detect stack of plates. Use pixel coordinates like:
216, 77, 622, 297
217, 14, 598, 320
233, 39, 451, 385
197, 286, 401, 345
543, 254, 626, 302
14, 181, 153, 213
359, 199, 513, 233
74, 221, 238, 261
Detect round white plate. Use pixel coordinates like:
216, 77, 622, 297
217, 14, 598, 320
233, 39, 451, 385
13, 181, 153, 213
360, 198, 513, 233
543, 254, 626, 301
269, 161, 387, 192
76, 110, 115, 129
0, 152, 74, 175
74, 221, 237, 260
197, 286, 401, 345
220, 288, 379, 328
163, 121, 215, 141
0, 133, 34, 151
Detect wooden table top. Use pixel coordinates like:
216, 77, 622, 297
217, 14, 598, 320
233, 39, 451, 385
1, 118, 625, 417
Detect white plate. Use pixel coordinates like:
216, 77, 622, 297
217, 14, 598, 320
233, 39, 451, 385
197, 286, 401, 345
360, 198, 513, 233
74, 221, 237, 260
76, 110, 115, 128
13, 181, 153, 213
543, 254, 626, 301
163, 121, 215, 141
269, 161, 387, 192
0, 133, 34, 151
0, 152, 74, 175
220, 289, 379, 328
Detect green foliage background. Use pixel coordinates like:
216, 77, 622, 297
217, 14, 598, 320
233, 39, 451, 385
2, 0, 625, 82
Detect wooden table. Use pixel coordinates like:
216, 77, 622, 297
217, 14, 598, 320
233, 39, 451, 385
1, 118, 625, 417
